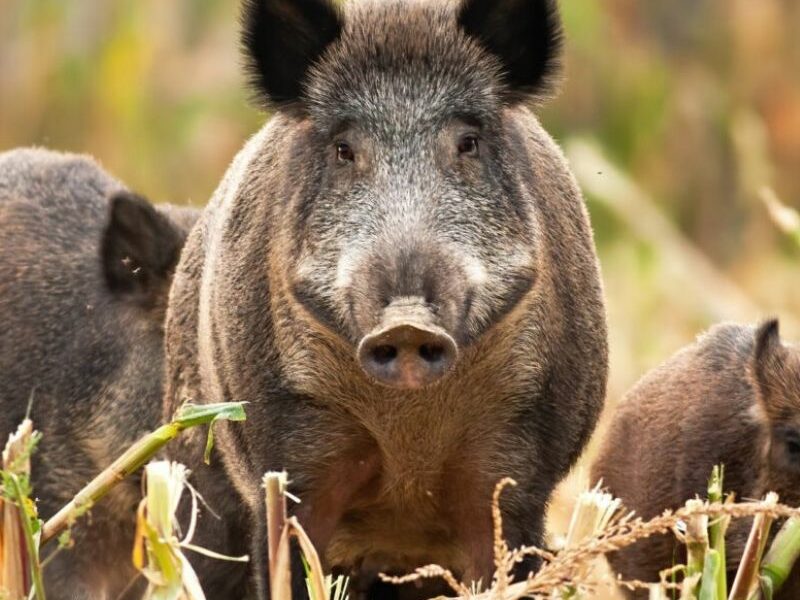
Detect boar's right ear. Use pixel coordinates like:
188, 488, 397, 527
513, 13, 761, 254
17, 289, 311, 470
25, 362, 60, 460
102, 192, 187, 307
458, 0, 563, 102
241, 0, 342, 107
753, 318, 788, 419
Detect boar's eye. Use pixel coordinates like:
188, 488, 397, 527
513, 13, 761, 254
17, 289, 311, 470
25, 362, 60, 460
458, 134, 480, 157
336, 141, 355, 164
785, 429, 800, 460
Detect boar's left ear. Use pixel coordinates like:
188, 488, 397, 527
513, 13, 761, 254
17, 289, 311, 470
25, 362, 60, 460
753, 318, 788, 418
458, 0, 563, 101
241, 0, 343, 107
102, 192, 187, 307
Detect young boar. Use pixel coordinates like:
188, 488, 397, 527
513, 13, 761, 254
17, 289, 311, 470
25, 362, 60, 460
0, 148, 197, 599
592, 320, 800, 599
164, 0, 608, 597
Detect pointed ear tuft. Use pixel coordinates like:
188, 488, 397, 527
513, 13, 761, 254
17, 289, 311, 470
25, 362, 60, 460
241, 0, 343, 108
458, 0, 563, 102
755, 319, 781, 366
753, 318, 786, 417
102, 192, 187, 307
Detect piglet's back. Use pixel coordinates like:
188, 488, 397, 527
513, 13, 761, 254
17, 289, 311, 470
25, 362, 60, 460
592, 323, 765, 591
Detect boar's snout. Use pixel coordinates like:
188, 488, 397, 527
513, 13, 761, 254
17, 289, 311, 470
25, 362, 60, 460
357, 300, 458, 390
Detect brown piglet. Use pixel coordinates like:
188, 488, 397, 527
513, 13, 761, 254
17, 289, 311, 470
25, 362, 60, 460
592, 319, 800, 599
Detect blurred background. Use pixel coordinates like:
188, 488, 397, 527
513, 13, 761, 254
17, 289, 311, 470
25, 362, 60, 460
1, 0, 799, 594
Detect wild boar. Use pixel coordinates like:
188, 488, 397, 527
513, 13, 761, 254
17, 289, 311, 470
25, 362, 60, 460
164, 0, 609, 597
0, 148, 197, 599
592, 319, 800, 599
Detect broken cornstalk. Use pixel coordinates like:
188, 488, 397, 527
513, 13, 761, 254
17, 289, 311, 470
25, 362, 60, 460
41, 402, 246, 545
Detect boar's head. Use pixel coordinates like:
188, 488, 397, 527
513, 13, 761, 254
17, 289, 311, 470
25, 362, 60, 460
241, 0, 563, 390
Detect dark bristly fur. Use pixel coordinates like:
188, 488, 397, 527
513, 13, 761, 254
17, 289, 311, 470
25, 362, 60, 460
0, 148, 198, 599
458, 0, 563, 101
102, 192, 189, 307
592, 319, 800, 600
241, 0, 343, 108
165, 0, 608, 598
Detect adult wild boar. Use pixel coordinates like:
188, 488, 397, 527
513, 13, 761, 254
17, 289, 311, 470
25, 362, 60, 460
0, 148, 197, 599
164, 0, 608, 596
592, 320, 800, 599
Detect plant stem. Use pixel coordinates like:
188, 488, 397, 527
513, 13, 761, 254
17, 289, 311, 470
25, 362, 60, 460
684, 499, 709, 595
756, 516, 800, 596
707, 466, 728, 600
291, 516, 327, 600
8, 474, 45, 600
698, 549, 721, 600
728, 493, 778, 600
264, 471, 291, 600
41, 423, 179, 544
41, 402, 246, 545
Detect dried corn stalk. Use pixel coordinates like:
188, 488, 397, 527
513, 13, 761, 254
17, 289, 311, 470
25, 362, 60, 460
43, 401, 247, 546
728, 492, 778, 600
263, 472, 349, 600
134, 461, 248, 600
0, 419, 45, 600
554, 483, 621, 598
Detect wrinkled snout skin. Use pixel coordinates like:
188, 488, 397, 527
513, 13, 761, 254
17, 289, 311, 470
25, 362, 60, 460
164, 0, 609, 598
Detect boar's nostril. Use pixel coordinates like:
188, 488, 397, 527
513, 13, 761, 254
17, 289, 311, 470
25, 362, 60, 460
357, 321, 458, 390
419, 343, 444, 364
370, 344, 398, 365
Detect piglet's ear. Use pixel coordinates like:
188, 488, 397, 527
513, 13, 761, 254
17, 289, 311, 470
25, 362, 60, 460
102, 192, 187, 308
458, 0, 563, 102
241, 0, 343, 107
753, 318, 787, 418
